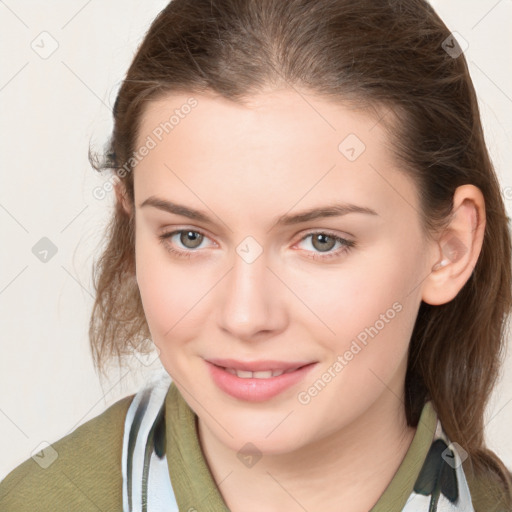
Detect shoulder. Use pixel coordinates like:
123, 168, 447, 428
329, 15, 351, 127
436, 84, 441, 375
0, 393, 134, 512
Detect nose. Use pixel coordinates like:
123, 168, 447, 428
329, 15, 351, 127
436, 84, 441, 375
217, 243, 287, 341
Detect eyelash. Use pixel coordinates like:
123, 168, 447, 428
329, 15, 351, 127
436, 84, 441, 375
158, 229, 356, 262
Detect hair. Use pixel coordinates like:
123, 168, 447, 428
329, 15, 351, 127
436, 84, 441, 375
88, 0, 512, 501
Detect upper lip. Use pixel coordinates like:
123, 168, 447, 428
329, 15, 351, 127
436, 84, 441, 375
205, 358, 315, 372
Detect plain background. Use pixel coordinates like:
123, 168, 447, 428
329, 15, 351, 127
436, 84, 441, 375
0, 0, 511, 481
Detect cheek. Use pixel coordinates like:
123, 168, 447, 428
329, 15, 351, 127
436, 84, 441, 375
301, 240, 422, 379
134, 229, 205, 344
296, 269, 418, 433
294, 255, 410, 341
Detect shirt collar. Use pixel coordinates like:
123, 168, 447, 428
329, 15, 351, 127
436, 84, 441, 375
165, 381, 437, 511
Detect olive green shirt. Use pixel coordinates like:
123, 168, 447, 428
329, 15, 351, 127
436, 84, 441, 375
0, 382, 510, 511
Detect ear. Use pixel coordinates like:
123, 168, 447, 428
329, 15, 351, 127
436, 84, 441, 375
421, 184, 486, 306
114, 179, 132, 216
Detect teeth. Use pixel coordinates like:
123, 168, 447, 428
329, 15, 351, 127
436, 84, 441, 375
252, 370, 274, 379
237, 369, 256, 378
223, 367, 297, 378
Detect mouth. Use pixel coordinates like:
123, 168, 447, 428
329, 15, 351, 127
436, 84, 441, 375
205, 358, 317, 402
216, 365, 308, 379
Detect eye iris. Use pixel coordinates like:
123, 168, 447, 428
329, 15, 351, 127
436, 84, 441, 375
180, 231, 203, 249
312, 233, 336, 252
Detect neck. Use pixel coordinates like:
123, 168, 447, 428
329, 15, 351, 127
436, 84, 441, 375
197, 388, 417, 512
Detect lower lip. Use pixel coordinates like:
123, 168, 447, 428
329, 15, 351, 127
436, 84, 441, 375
206, 361, 317, 402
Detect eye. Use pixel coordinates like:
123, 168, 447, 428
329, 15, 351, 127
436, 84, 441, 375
295, 231, 356, 261
158, 229, 214, 259
158, 228, 356, 261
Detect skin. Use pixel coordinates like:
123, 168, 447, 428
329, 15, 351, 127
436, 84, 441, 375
116, 88, 485, 512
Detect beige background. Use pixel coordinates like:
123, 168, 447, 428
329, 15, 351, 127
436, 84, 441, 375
0, 0, 511, 480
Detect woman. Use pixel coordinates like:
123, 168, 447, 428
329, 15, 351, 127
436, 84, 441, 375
1, 0, 511, 510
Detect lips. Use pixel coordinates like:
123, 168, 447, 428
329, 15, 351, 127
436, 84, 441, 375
205, 358, 317, 402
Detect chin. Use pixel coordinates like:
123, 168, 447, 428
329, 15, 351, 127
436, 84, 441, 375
203, 414, 311, 456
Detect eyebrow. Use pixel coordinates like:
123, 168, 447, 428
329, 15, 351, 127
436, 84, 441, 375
139, 195, 378, 227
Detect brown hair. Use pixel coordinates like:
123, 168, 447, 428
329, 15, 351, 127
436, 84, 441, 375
89, 0, 512, 500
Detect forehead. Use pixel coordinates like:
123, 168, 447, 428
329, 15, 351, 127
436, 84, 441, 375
133, 89, 420, 227
136, 88, 385, 151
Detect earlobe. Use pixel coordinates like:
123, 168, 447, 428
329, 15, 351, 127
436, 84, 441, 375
421, 185, 485, 306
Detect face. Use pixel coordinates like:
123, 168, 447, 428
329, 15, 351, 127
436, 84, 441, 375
131, 88, 434, 455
